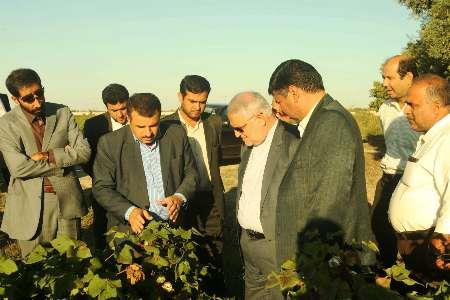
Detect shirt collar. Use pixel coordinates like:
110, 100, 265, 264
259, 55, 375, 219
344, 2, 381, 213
297, 101, 319, 137
420, 114, 450, 145
110, 115, 127, 130
177, 109, 202, 130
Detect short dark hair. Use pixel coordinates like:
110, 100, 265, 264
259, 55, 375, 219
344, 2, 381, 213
127, 93, 161, 118
268, 59, 324, 95
180, 75, 211, 96
414, 74, 449, 106
102, 83, 129, 106
397, 56, 418, 78
5, 68, 42, 97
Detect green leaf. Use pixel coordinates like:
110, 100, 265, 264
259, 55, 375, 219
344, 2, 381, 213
144, 255, 169, 268
25, 245, 48, 264
362, 240, 380, 254
50, 235, 76, 255
0, 256, 18, 275
117, 244, 134, 264
278, 270, 303, 291
179, 228, 192, 240
89, 257, 103, 271
200, 266, 208, 276
98, 280, 120, 300
177, 260, 191, 276
281, 259, 296, 271
82, 269, 95, 283
87, 275, 107, 297
76, 244, 92, 259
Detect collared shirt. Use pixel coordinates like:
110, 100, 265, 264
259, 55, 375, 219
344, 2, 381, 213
378, 100, 421, 174
0, 100, 6, 117
297, 102, 319, 137
110, 116, 127, 131
238, 120, 278, 233
389, 114, 450, 234
177, 110, 211, 191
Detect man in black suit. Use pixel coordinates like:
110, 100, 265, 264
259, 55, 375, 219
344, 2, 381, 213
83, 83, 129, 249
92, 93, 198, 234
0, 93, 11, 192
163, 75, 225, 293
269, 59, 374, 268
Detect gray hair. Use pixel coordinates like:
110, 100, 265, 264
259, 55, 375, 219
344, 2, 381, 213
413, 74, 449, 106
228, 91, 272, 118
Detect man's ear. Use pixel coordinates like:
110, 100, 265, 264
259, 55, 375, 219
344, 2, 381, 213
287, 85, 301, 103
404, 71, 414, 83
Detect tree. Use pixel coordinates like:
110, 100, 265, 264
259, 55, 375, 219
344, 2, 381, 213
369, 81, 389, 111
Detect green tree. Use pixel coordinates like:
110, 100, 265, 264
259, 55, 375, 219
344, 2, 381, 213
369, 81, 389, 111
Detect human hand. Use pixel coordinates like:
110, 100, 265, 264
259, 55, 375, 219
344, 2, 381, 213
430, 233, 450, 270
128, 208, 153, 234
159, 195, 183, 222
30, 151, 49, 161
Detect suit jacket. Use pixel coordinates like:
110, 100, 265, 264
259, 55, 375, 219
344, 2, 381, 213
275, 94, 374, 266
0, 102, 90, 240
83, 112, 112, 177
0, 93, 11, 113
92, 122, 198, 232
236, 120, 301, 242
162, 111, 225, 218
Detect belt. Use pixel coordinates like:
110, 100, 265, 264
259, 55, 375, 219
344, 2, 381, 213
43, 185, 56, 194
396, 228, 434, 241
244, 228, 265, 240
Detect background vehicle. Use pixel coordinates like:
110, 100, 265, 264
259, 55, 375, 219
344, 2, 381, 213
204, 104, 241, 165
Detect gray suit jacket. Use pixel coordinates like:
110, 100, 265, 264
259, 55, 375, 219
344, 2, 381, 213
236, 121, 301, 242
275, 94, 374, 266
0, 102, 90, 240
92, 122, 198, 232
162, 111, 225, 218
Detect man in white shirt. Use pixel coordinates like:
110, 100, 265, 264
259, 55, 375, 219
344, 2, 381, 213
372, 55, 421, 267
162, 75, 226, 296
389, 74, 450, 277
228, 91, 300, 299
83, 83, 129, 249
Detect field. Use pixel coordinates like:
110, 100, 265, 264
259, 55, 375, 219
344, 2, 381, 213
0, 109, 383, 273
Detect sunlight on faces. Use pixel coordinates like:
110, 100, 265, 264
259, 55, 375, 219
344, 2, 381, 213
129, 110, 160, 145
228, 112, 267, 146
404, 82, 441, 132
13, 83, 45, 115
382, 59, 413, 101
271, 88, 300, 124
106, 101, 128, 125
178, 91, 208, 122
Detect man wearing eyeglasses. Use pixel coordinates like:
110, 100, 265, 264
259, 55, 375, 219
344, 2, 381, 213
0, 68, 91, 258
228, 91, 300, 299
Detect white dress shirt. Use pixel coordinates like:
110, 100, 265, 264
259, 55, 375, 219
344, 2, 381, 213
178, 111, 211, 190
378, 100, 421, 174
297, 102, 319, 137
110, 116, 127, 131
238, 120, 278, 233
389, 114, 450, 234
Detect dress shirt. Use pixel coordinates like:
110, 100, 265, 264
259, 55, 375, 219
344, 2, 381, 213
110, 116, 127, 131
389, 114, 450, 234
0, 101, 6, 117
297, 102, 319, 137
178, 110, 211, 191
238, 120, 278, 233
378, 100, 421, 174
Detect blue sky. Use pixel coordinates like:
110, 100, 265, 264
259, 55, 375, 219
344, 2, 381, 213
0, 0, 419, 110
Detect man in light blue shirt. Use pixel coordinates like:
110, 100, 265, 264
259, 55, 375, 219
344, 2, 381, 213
93, 93, 198, 234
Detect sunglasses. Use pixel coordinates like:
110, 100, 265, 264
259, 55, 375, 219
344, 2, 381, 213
19, 87, 45, 103
231, 114, 256, 133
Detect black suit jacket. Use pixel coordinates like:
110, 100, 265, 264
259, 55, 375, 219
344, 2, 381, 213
83, 113, 112, 176
275, 94, 374, 266
162, 111, 225, 218
92, 122, 198, 232
0, 93, 11, 113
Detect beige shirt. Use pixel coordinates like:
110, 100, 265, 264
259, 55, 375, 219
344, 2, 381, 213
389, 114, 450, 234
110, 116, 127, 131
238, 120, 278, 233
379, 100, 421, 174
178, 110, 211, 190
0, 101, 6, 117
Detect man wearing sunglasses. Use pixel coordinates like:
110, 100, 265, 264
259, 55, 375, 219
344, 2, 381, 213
227, 91, 300, 299
0, 68, 91, 258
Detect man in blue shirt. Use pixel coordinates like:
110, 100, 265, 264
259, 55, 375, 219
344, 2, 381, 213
92, 93, 198, 233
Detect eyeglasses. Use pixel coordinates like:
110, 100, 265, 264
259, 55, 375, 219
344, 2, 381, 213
232, 114, 256, 133
19, 87, 45, 103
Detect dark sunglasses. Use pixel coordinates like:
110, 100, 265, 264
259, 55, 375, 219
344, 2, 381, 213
19, 87, 45, 103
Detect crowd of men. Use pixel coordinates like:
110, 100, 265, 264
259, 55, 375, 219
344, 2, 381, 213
0, 57, 448, 298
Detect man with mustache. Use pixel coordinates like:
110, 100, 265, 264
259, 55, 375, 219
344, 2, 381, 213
93, 93, 197, 235
372, 55, 421, 266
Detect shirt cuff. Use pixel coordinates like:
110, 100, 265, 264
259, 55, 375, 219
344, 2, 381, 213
174, 193, 187, 204
47, 150, 55, 164
125, 205, 138, 221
